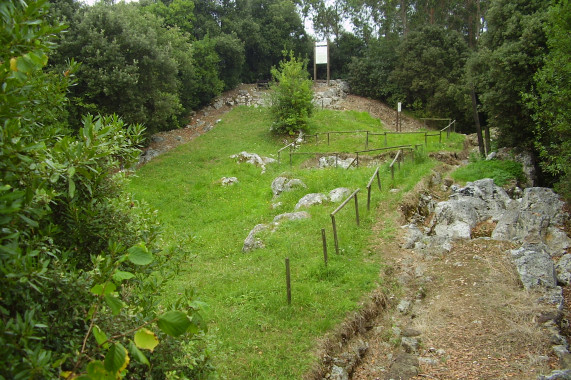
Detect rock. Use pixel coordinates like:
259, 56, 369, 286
418, 357, 438, 366
538, 370, 571, 380
385, 353, 419, 380
402, 224, 424, 249
271, 177, 287, 196
283, 178, 307, 192
139, 148, 162, 164
273, 212, 310, 224
510, 243, 557, 290
151, 135, 165, 143
329, 187, 352, 202
401, 336, 420, 354
294, 193, 328, 210
231, 152, 275, 174
242, 224, 269, 252
402, 327, 421, 337
556, 254, 571, 285
492, 187, 568, 254
221, 177, 238, 186
397, 299, 412, 314
318, 156, 355, 169
330, 365, 349, 380
486, 151, 497, 160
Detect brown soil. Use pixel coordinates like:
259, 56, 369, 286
318, 172, 562, 380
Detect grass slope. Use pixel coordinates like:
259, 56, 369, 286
128, 107, 458, 378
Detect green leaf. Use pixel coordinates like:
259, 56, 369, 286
157, 311, 192, 337
134, 328, 159, 352
93, 325, 109, 348
86, 360, 114, 380
128, 341, 150, 366
112, 270, 135, 283
104, 294, 123, 315
68, 178, 75, 198
127, 243, 153, 265
91, 282, 116, 296
104, 343, 129, 374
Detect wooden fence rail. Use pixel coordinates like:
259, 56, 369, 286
330, 189, 360, 255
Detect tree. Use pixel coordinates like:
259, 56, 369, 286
389, 25, 471, 123
1, 1, 211, 377
472, 0, 548, 148
527, 0, 571, 199
269, 52, 314, 135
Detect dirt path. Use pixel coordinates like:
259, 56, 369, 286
316, 167, 564, 380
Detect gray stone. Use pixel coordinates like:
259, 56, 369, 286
231, 151, 275, 174
242, 224, 269, 252
294, 193, 328, 210
139, 148, 162, 164
318, 156, 355, 169
273, 212, 310, 224
151, 135, 165, 143
283, 178, 307, 192
271, 177, 287, 196
329, 187, 352, 202
330, 365, 349, 380
385, 353, 419, 380
556, 254, 571, 285
538, 370, 571, 380
221, 177, 238, 186
397, 299, 412, 314
402, 224, 424, 249
486, 151, 497, 160
401, 336, 420, 354
510, 243, 557, 290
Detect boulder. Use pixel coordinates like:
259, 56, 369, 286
318, 156, 355, 169
510, 243, 557, 290
271, 177, 307, 197
492, 187, 569, 254
556, 254, 571, 286
273, 212, 310, 224
294, 193, 328, 210
221, 177, 238, 186
231, 152, 276, 174
329, 187, 352, 202
242, 224, 269, 252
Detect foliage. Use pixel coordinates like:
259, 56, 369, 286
0, 1, 212, 378
451, 158, 526, 186
526, 0, 571, 201
471, 0, 548, 148
269, 52, 314, 135
390, 25, 471, 123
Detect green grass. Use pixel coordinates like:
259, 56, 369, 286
451, 157, 525, 186
127, 107, 460, 378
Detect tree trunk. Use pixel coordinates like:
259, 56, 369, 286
470, 86, 486, 157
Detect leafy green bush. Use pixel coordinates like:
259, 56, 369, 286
451, 158, 526, 186
269, 51, 314, 135
1, 2, 212, 378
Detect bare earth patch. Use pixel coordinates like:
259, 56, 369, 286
349, 187, 559, 380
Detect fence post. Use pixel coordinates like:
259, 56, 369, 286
278, 150, 281, 165
384, 132, 387, 146
424, 132, 428, 147
289, 146, 292, 167
321, 228, 328, 266
366, 131, 369, 150
354, 193, 360, 226
331, 214, 339, 255
285, 258, 291, 305
391, 165, 395, 180
439, 131, 442, 143
356, 152, 359, 168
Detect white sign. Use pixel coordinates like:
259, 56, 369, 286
398, 102, 402, 112
315, 42, 328, 64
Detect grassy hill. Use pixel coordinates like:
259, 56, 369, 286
127, 106, 463, 378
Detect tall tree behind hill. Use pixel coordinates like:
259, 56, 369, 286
470, 0, 548, 148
